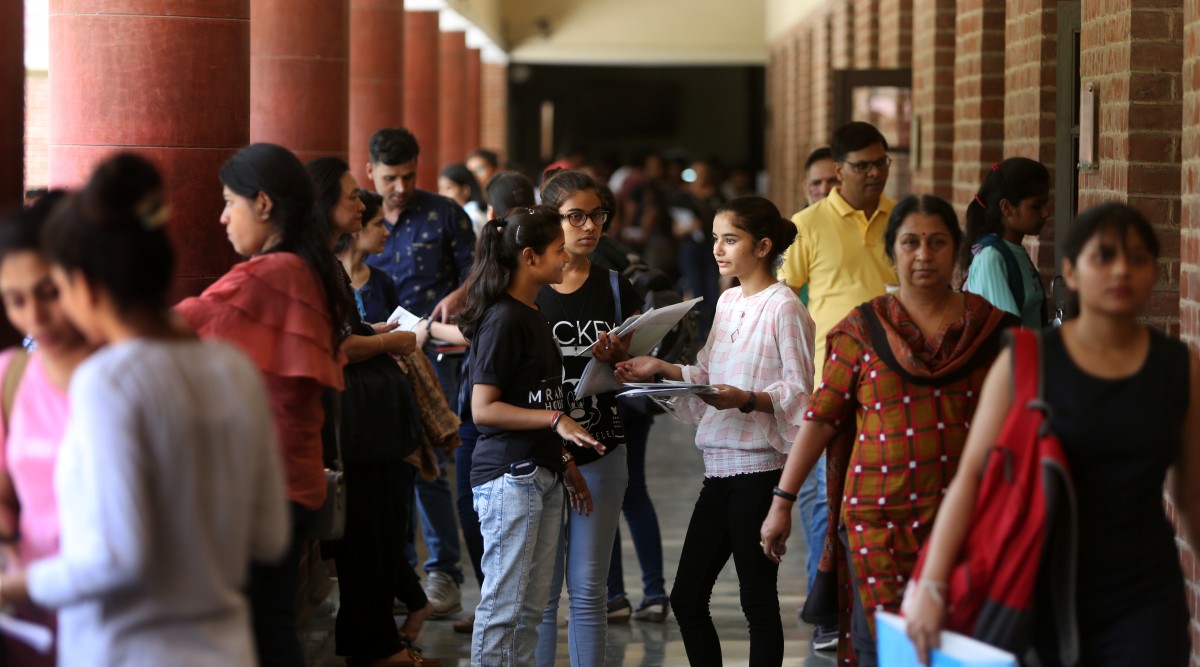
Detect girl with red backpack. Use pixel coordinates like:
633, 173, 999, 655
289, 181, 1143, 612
907, 203, 1199, 666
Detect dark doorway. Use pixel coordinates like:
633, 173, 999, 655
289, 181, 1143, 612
506, 64, 765, 178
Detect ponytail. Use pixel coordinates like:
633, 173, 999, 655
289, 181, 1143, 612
961, 157, 1050, 275
459, 205, 562, 340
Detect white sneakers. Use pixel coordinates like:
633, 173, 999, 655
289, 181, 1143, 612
423, 571, 463, 618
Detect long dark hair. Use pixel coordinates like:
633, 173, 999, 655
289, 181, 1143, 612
306, 156, 356, 241
484, 171, 535, 213
220, 143, 351, 344
458, 206, 563, 340
539, 169, 599, 211
41, 153, 175, 314
441, 163, 485, 208
961, 157, 1050, 274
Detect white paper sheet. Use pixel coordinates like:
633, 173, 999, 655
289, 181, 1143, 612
0, 612, 53, 654
385, 305, 424, 330
617, 381, 716, 399
573, 298, 702, 399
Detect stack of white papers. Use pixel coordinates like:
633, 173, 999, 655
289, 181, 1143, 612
617, 381, 716, 399
575, 297, 704, 399
876, 611, 1017, 667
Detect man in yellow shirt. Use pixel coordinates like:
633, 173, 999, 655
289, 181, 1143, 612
781, 121, 898, 386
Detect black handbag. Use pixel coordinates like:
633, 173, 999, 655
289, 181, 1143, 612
306, 388, 346, 541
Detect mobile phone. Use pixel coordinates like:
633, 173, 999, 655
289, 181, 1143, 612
509, 459, 537, 477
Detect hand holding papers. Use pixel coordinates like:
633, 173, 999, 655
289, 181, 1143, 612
875, 611, 1016, 667
575, 297, 703, 399
385, 305, 424, 330
617, 380, 717, 399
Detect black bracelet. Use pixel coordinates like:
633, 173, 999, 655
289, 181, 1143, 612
772, 487, 798, 503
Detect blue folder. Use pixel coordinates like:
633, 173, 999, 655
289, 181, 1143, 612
876, 611, 1017, 667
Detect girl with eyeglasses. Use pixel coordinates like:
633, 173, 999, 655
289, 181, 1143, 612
533, 169, 642, 667
615, 196, 815, 667
459, 206, 604, 665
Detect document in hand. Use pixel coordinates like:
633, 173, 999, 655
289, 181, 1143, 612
386, 305, 424, 330
574, 297, 704, 399
0, 612, 53, 654
617, 381, 717, 399
876, 611, 1016, 667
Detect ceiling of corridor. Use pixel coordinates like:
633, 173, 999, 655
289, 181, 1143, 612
439, 0, 827, 65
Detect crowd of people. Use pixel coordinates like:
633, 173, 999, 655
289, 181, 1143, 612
0, 116, 1196, 667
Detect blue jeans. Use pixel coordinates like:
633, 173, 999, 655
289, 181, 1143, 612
456, 421, 485, 586
404, 352, 464, 582
607, 408, 667, 601
797, 454, 828, 592
537, 448, 629, 667
471, 466, 564, 667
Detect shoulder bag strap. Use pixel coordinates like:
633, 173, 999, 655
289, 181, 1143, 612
609, 269, 623, 324
2, 351, 30, 433
977, 233, 1026, 309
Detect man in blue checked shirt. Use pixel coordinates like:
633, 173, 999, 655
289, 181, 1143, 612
365, 127, 475, 617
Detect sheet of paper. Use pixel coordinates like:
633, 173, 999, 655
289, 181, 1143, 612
385, 305, 425, 330
875, 611, 1016, 667
617, 382, 717, 399
574, 300, 702, 399
0, 612, 53, 654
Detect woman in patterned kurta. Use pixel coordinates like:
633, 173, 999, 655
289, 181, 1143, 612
760, 195, 1017, 666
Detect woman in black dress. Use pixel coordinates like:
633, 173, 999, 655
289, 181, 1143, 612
906, 203, 1200, 667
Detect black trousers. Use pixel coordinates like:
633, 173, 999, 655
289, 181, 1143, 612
249, 502, 313, 667
670, 468, 783, 667
334, 458, 428, 663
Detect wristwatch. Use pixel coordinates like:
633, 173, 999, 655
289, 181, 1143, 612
738, 390, 757, 414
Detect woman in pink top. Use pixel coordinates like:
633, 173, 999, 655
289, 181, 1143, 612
615, 196, 815, 666
0, 192, 94, 665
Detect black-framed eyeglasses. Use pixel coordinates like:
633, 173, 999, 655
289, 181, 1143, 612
842, 155, 892, 174
561, 210, 610, 227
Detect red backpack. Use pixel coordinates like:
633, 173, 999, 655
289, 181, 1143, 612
910, 328, 1079, 664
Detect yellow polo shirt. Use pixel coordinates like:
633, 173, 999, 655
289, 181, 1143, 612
779, 187, 897, 385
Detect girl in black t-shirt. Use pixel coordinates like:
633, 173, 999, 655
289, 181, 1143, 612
458, 206, 604, 665
533, 170, 644, 666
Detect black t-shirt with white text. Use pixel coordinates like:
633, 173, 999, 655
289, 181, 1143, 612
469, 294, 566, 486
536, 266, 641, 466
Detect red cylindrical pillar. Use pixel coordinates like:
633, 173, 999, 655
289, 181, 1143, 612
464, 48, 482, 156
350, 0, 404, 191
438, 31, 468, 171
0, 1, 22, 208
404, 11, 440, 189
49, 1, 248, 297
251, 0, 350, 164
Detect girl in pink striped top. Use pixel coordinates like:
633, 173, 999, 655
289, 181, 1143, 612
615, 196, 814, 666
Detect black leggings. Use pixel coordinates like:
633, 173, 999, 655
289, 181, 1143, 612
249, 502, 313, 667
670, 468, 783, 667
334, 459, 428, 663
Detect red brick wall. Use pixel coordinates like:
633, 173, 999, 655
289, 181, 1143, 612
23, 73, 49, 191
951, 0, 1005, 223
791, 28, 815, 216
766, 45, 783, 207
1178, 8, 1200, 660
1080, 0, 1182, 335
832, 0, 855, 70
812, 14, 836, 150
878, 0, 913, 68
480, 62, 507, 166
854, 0, 880, 69
1004, 0, 1057, 279
910, 0, 955, 199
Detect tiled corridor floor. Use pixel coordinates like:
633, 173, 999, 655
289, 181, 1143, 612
304, 414, 833, 666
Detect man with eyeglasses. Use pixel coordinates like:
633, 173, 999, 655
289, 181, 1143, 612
778, 122, 898, 653
364, 126, 475, 620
